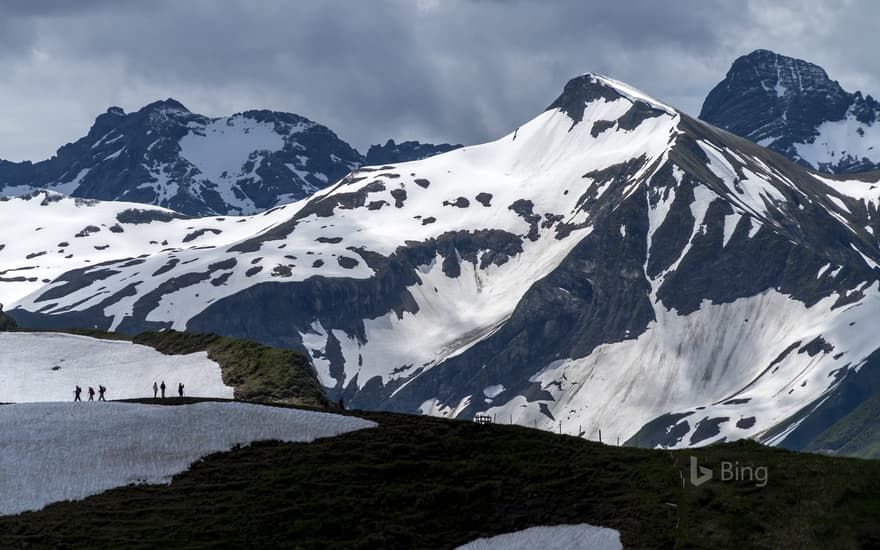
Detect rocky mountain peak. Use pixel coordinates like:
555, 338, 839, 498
140, 98, 191, 114
547, 73, 674, 129
364, 139, 462, 166
700, 50, 880, 173
547, 74, 630, 125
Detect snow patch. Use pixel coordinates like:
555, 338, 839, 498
456, 524, 622, 550
0, 402, 375, 515
0, 332, 232, 402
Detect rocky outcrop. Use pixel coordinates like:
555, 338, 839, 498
365, 139, 462, 165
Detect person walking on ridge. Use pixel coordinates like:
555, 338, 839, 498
153, 381, 158, 399
74, 385, 82, 402
178, 383, 184, 398
98, 385, 106, 401
88, 386, 95, 401
160, 381, 166, 399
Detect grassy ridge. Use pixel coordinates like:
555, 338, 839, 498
132, 331, 330, 408
0, 403, 877, 549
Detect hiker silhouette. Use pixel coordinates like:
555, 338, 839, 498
153, 381, 158, 399
88, 387, 95, 401
178, 383, 184, 398
74, 386, 82, 402
160, 381, 166, 398
98, 385, 106, 401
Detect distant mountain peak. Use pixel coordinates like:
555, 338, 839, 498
141, 98, 190, 113
0, 99, 474, 215
364, 139, 462, 166
723, 50, 842, 102
701, 49, 880, 173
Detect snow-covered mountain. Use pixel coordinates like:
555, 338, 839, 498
0, 100, 362, 216
0, 102, 464, 217
3, 73, 880, 454
701, 49, 880, 174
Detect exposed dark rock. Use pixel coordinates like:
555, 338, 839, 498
625, 412, 694, 448
508, 199, 541, 241
365, 140, 462, 165
616, 102, 666, 131
590, 120, 616, 137
337, 256, 359, 269
546, 74, 621, 129
117, 209, 189, 224
443, 197, 470, 208
152, 259, 180, 277
799, 336, 835, 357
390, 189, 407, 208
736, 417, 757, 429
183, 228, 222, 243
690, 416, 729, 445
75, 226, 101, 238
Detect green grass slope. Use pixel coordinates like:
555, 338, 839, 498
804, 392, 880, 459
133, 330, 330, 408
0, 403, 877, 549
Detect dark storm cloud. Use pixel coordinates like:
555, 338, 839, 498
0, 0, 875, 161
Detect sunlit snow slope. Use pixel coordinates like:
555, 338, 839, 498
0, 332, 232, 402
3, 73, 880, 454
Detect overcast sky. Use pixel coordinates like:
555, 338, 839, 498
0, 0, 876, 161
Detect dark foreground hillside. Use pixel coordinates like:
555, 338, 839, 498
0, 401, 877, 549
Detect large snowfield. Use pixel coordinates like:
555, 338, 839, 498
0, 332, 233, 402
456, 524, 622, 550
0, 401, 376, 516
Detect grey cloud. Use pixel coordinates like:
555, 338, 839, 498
0, 0, 875, 162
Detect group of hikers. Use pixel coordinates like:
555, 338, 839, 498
152, 380, 185, 399
72, 380, 185, 401
73, 385, 107, 402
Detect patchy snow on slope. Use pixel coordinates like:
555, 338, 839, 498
0, 332, 232, 402
0, 402, 375, 516
180, 115, 283, 183
456, 523, 622, 550
794, 116, 880, 169
811, 173, 880, 208
483, 384, 505, 398
477, 286, 880, 447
